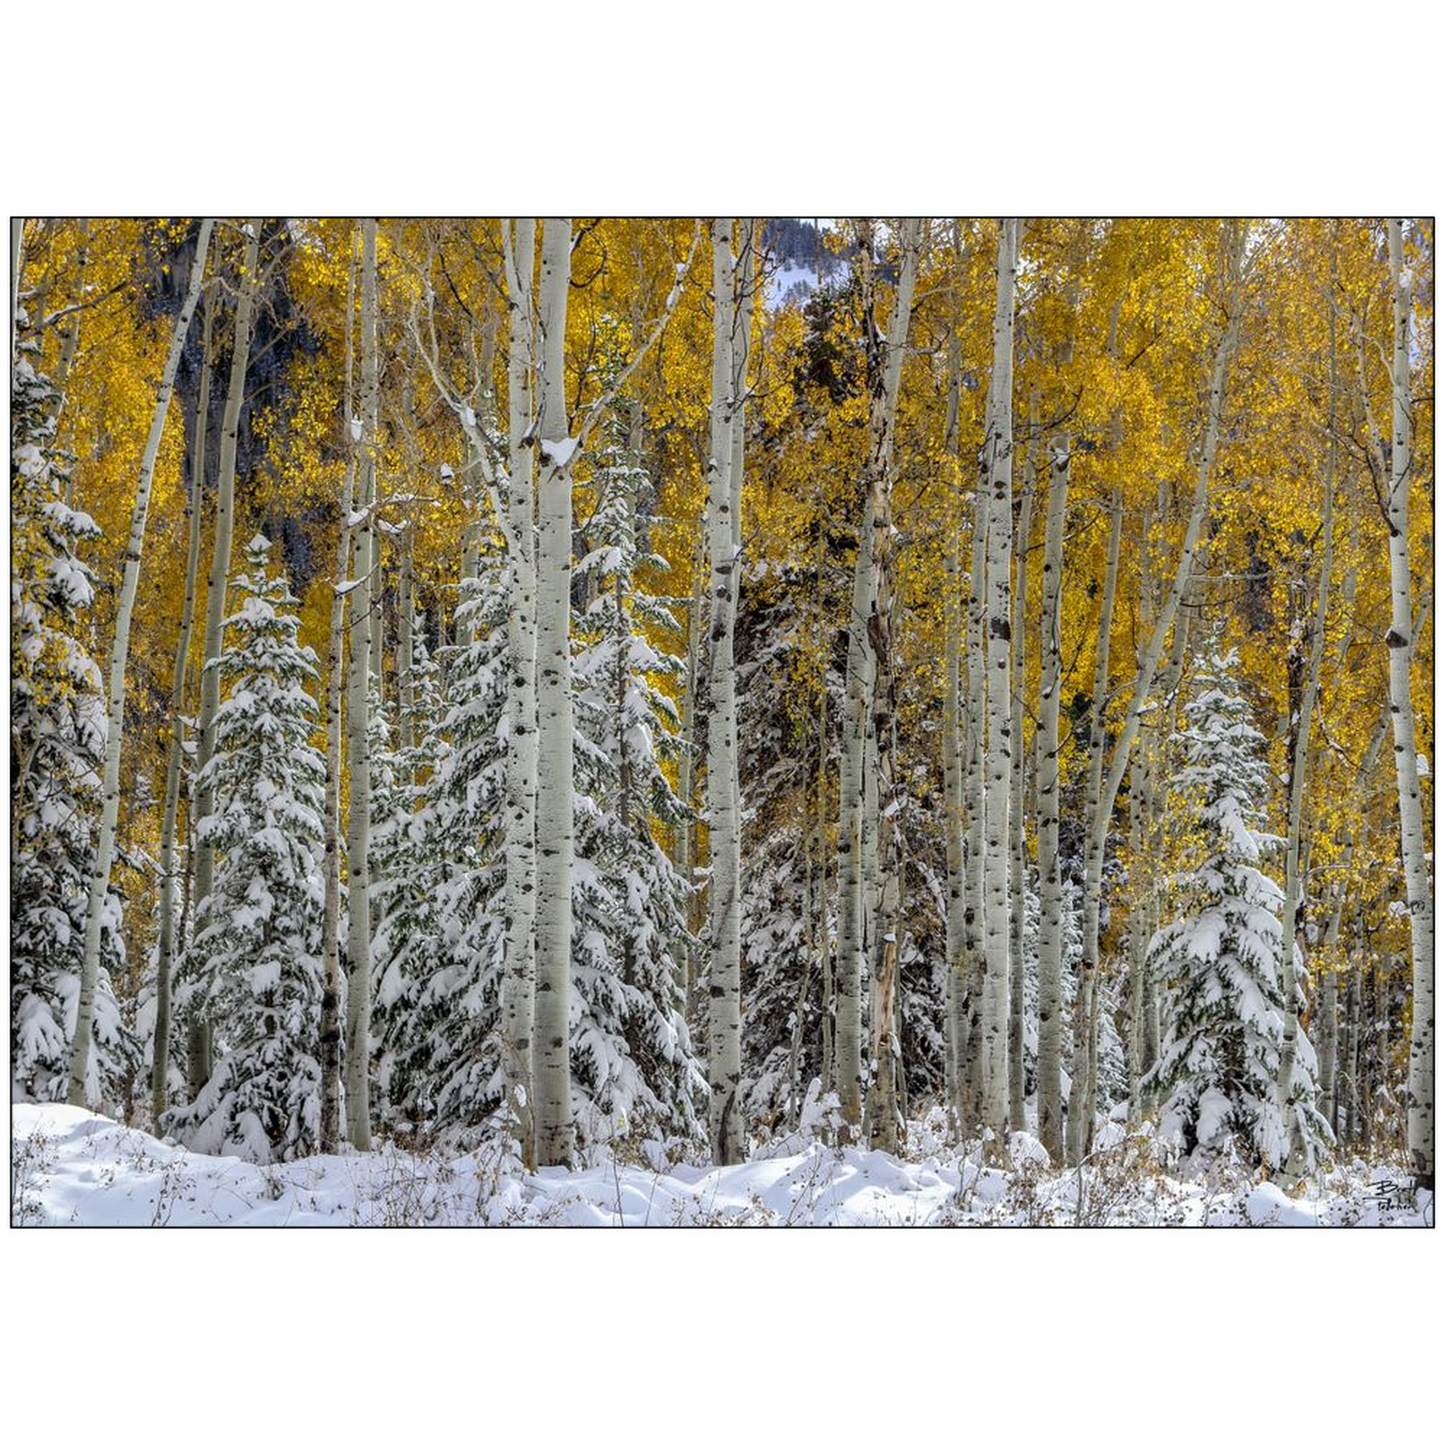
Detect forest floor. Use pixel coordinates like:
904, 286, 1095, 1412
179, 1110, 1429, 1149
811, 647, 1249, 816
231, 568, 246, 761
12, 1103, 1431, 1226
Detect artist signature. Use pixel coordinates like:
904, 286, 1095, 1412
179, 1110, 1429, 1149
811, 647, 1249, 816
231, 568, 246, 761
1365, 1180, 1417, 1212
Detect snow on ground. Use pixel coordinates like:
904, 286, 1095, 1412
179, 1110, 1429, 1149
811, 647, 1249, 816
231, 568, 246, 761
11, 1104, 1431, 1227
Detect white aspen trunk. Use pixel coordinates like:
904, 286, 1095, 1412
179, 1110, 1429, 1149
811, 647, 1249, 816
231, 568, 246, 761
501, 217, 539, 1165
458, 433, 480, 649
1320, 499, 1360, 1136
862, 713, 881, 1124
1066, 223, 1247, 1164
533, 217, 577, 1169
863, 705, 881, 961
369, 549, 384, 692
152, 282, 212, 1125
368, 383, 384, 697
960, 394, 991, 1135
1343, 961, 1362, 1143
1125, 762, 1147, 1122
859, 217, 921, 1152
1143, 915, 1161, 1076
1386, 219, 1434, 1189
344, 219, 379, 1150
943, 318, 968, 1137
1007, 416, 1037, 1135
66, 219, 213, 1107
320, 230, 358, 1153
1035, 434, 1070, 1160
792, 762, 818, 1127
729, 220, 755, 556
980, 218, 1019, 1154
1140, 572, 1193, 1108
1275, 317, 1338, 1174
1317, 932, 1339, 1133
719, 215, 752, 1140
836, 492, 874, 1135
188, 219, 263, 1093
1125, 506, 1162, 1122
10, 218, 24, 363
706, 218, 744, 1165
398, 541, 415, 748
1066, 490, 1122, 1163
813, 604, 833, 1096
673, 529, 705, 1000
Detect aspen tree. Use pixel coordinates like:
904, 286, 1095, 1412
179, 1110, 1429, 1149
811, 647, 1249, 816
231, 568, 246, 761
152, 283, 212, 1124
319, 228, 358, 1152
706, 217, 744, 1164
980, 217, 1019, 1152
858, 217, 921, 1150
344, 218, 379, 1150
960, 487, 988, 1132
1035, 435, 1070, 1160
1385, 218, 1434, 1189
10, 217, 23, 360
813, 604, 833, 1096
500, 218, 538, 1163
862, 718, 881, 983
409, 222, 694, 1168
1125, 775, 1148, 1123
1064, 489, 1121, 1160
1007, 417, 1037, 1134
710, 215, 753, 1152
66, 218, 213, 1107
533, 217, 577, 1168
1275, 312, 1337, 1175
837, 508, 877, 1133
1036, 228, 1087, 1159
730, 220, 755, 554
673, 530, 705, 998
1125, 541, 1163, 1123
942, 302, 968, 1135
187, 219, 263, 1093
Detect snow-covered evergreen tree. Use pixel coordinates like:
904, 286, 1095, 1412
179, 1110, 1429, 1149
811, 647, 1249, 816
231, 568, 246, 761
370, 606, 454, 1133
1144, 648, 1331, 1171
377, 430, 707, 1151
737, 508, 957, 1140
1095, 956, 1130, 1114
166, 536, 326, 1162
894, 786, 949, 1105
740, 815, 823, 1125
10, 337, 136, 1109
374, 553, 511, 1139
370, 606, 446, 912
571, 416, 703, 1146
736, 556, 837, 1129
367, 672, 407, 892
